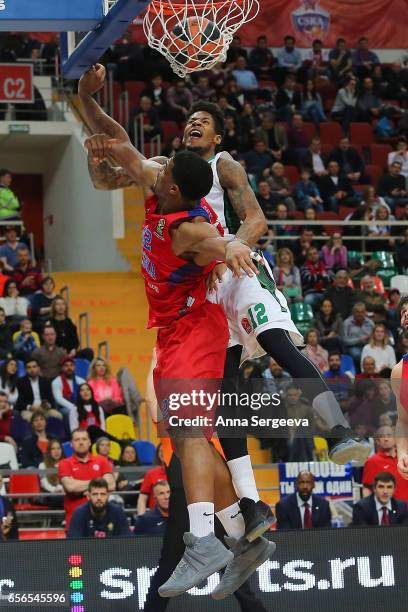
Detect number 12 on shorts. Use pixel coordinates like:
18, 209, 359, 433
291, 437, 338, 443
247, 303, 268, 329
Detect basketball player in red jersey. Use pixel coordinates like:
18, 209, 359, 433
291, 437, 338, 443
85, 134, 275, 598
391, 296, 408, 478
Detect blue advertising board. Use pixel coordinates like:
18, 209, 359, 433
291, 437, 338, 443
279, 461, 353, 498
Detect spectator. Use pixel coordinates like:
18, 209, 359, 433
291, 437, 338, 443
0, 226, 26, 271
321, 233, 348, 271
357, 275, 387, 324
87, 358, 125, 412
343, 302, 375, 369
360, 185, 390, 220
12, 248, 42, 296
0, 169, 20, 220
301, 137, 328, 181
0, 307, 13, 359
355, 355, 379, 380
32, 326, 67, 380
253, 112, 287, 162
110, 32, 144, 83
95, 437, 115, 465
0, 279, 29, 329
239, 101, 259, 150
275, 74, 302, 122
225, 34, 248, 66
384, 60, 408, 104
162, 134, 182, 159
387, 138, 408, 180
68, 478, 130, 538
328, 38, 352, 83
302, 328, 329, 373
262, 358, 293, 397
266, 162, 296, 212
331, 75, 358, 132
304, 207, 324, 235
137, 443, 167, 515
15, 357, 56, 420
191, 73, 216, 103
0, 392, 16, 449
140, 73, 168, 117
21, 410, 50, 467
240, 140, 273, 181
363, 426, 408, 500
292, 227, 318, 267
371, 380, 396, 425
377, 161, 408, 212
284, 385, 315, 461
232, 55, 260, 96
248, 35, 275, 79
52, 356, 85, 432
303, 39, 329, 80
30, 276, 57, 327
300, 246, 332, 307
134, 480, 170, 535
287, 114, 312, 163
295, 167, 323, 212
69, 383, 107, 441
386, 288, 401, 323
273, 247, 302, 303
396, 228, 408, 273
0, 473, 19, 540
48, 296, 93, 361
0, 359, 18, 407
318, 160, 358, 212
276, 470, 331, 529
323, 351, 353, 411
324, 269, 356, 320
353, 471, 408, 526
301, 79, 326, 125
360, 324, 396, 373
312, 298, 344, 353
276, 35, 302, 74
58, 428, 115, 530
270, 203, 297, 248
329, 136, 366, 185
117, 443, 141, 506
130, 96, 161, 144
356, 76, 383, 122
166, 79, 193, 121
38, 439, 64, 507
222, 115, 241, 157
256, 181, 275, 218
13, 318, 40, 360
368, 205, 396, 251
352, 37, 380, 79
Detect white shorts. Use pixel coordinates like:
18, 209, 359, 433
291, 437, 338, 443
207, 266, 303, 364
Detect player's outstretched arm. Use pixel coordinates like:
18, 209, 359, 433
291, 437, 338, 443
392, 361, 408, 479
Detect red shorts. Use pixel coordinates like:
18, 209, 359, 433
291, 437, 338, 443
154, 301, 228, 440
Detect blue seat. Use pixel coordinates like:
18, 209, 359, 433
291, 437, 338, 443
75, 358, 90, 379
62, 441, 73, 457
46, 417, 65, 440
10, 414, 30, 443
132, 440, 156, 465
17, 361, 26, 377
340, 354, 356, 377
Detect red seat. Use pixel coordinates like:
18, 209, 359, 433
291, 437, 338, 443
321, 143, 333, 156
338, 205, 355, 219
125, 81, 146, 107
293, 211, 305, 219
365, 164, 382, 187
259, 80, 276, 89
317, 211, 341, 235
9, 474, 46, 510
320, 122, 343, 146
284, 165, 300, 185
161, 120, 182, 143
370, 143, 392, 169
302, 122, 316, 142
350, 122, 373, 147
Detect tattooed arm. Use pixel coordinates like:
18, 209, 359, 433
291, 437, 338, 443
87, 157, 137, 190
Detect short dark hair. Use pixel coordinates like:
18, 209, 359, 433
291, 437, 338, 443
313, 39, 322, 45
0, 169, 11, 178
25, 357, 40, 367
188, 101, 225, 138
328, 350, 342, 359
172, 151, 213, 201
374, 471, 396, 486
336, 37, 345, 44
284, 35, 295, 43
88, 478, 109, 492
71, 427, 90, 440
398, 294, 408, 319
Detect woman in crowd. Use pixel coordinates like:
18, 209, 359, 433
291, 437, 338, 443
48, 296, 93, 361
331, 74, 358, 132
302, 328, 329, 373
136, 442, 167, 516
372, 380, 397, 427
69, 382, 106, 439
13, 318, 40, 360
38, 439, 64, 508
304, 207, 325, 235
162, 135, 182, 158
30, 276, 57, 327
360, 186, 389, 218
95, 436, 118, 466
0, 279, 29, 330
321, 233, 348, 271
368, 204, 396, 251
312, 298, 344, 353
117, 443, 141, 507
301, 79, 326, 124
360, 324, 397, 373
0, 390, 16, 448
87, 358, 125, 413
273, 247, 302, 303
0, 358, 18, 407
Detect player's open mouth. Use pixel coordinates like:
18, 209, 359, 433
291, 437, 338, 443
189, 129, 202, 139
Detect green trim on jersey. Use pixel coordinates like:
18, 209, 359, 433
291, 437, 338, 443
256, 257, 288, 313
223, 190, 241, 235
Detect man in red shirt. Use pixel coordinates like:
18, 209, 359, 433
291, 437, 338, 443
58, 428, 115, 529
362, 425, 408, 503
12, 247, 43, 296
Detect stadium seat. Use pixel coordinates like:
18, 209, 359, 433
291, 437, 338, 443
106, 414, 136, 440
317, 211, 341, 235
350, 123, 373, 148
338, 206, 355, 219
10, 414, 30, 444
0, 442, 18, 470
124, 81, 145, 106
290, 302, 313, 322
313, 436, 328, 461
133, 440, 156, 465
340, 354, 356, 376
365, 164, 382, 186
62, 441, 73, 457
390, 275, 408, 294
302, 122, 316, 142
284, 165, 299, 185
75, 358, 90, 379
161, 120, 182, 143
348, 251, 365, 267
370, 143, 392, 169
46, 417, 65, 439
293, 211, 305, 219
9, 474, 45, 510
377, 268, 398, 288
372, 251, 395, 268
91, 441, 121, 461
17, 361, 26, 377
319, 122, 343, 145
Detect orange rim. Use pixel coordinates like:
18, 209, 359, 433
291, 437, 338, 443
148, 0, 240, 16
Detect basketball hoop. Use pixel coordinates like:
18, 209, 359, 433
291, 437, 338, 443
143, 0, 259, 77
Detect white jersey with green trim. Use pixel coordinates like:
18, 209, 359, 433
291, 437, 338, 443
205, 151, 242, 238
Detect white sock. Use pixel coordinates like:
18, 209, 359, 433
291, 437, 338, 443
216, 502, 245, 539
312, 391, 349, 430
227, 455, 260, 502
188, 502, 215, 538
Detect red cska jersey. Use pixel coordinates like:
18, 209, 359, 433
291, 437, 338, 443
142, 195, 222, 328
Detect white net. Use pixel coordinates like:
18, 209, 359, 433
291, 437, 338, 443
143, 0, 259, 77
